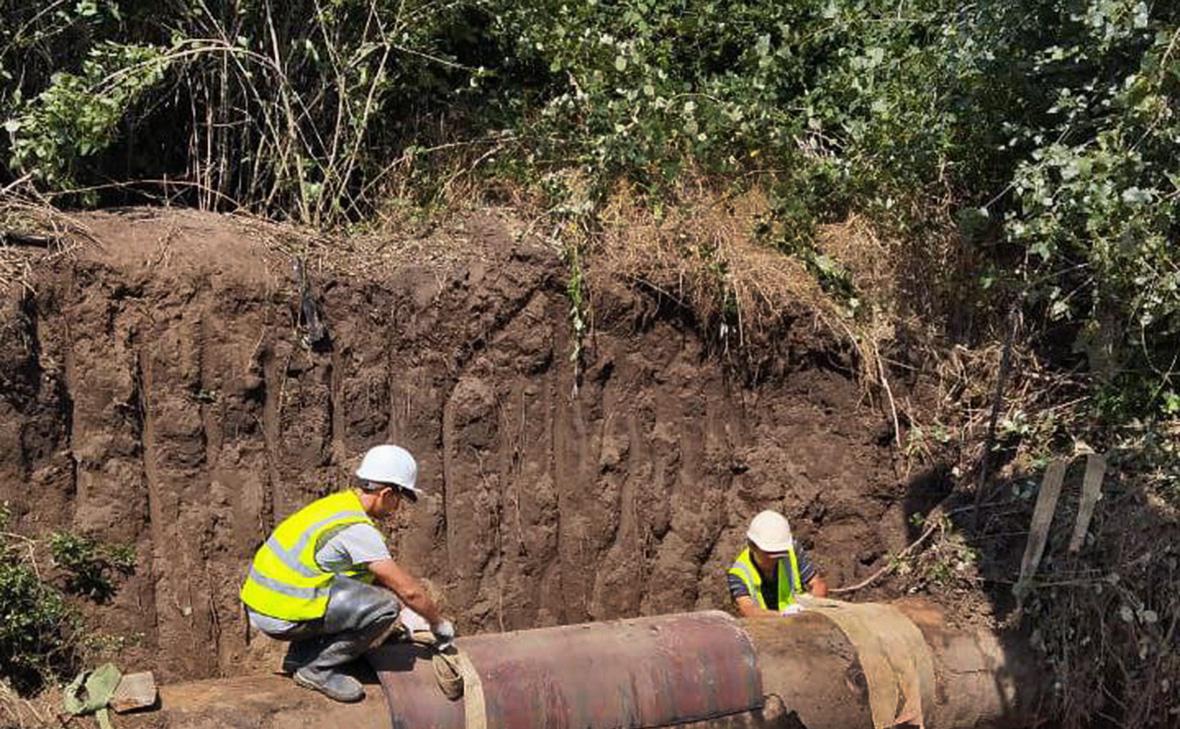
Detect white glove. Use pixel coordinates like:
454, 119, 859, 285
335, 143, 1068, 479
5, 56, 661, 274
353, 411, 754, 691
431, 619, 456, 651
780, 604, 804, 616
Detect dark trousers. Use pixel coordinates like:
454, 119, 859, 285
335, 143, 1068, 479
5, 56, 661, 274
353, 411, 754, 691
257, 576, 402, 674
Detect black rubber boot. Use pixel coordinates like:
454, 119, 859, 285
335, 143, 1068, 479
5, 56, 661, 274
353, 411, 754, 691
281, 637, 325, 675
293, 665, 366, 703
294, 614, 398, 702
293, 576, 402, 703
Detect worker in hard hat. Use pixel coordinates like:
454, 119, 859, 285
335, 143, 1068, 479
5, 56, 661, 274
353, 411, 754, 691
728, 510, 828, 617
240, 444, 455, 703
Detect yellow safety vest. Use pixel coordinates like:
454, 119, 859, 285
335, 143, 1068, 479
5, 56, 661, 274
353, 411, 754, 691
727, 547, 802, 611
240, 490, 377, 621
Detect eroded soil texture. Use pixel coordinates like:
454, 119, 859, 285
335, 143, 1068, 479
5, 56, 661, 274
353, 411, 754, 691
0, 209, 913, 681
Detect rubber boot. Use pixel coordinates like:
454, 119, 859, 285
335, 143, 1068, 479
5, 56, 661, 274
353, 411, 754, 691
281, 636, 325, 675
293, 576, 402, 703
293, 663, 366, 702
293, 614, 398, 702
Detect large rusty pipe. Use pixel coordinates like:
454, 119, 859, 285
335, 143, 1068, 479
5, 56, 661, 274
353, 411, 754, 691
745, 601, 1044, 729
126, 601, 1043, 729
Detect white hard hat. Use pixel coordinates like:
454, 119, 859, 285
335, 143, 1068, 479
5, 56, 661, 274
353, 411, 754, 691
355, 445, 421, 498
747, 510, 794, 554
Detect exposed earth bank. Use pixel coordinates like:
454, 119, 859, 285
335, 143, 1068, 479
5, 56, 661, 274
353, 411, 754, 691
0, 209, 921, 682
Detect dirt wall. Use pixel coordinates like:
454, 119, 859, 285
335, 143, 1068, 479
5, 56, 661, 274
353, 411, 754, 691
0, 209, 910, 682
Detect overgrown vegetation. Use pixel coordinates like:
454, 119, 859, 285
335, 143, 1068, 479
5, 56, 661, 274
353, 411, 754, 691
49, 532, 136, 603
2, 0, 1178, 724
2, 0, 1175, 409
0, 558, 78, 694
0, 505, 79, 695
0, 504, 134, 695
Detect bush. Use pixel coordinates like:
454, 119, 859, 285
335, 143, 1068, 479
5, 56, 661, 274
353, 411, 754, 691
0, 508, 83, 695
1, 0, 479, 224
1, 3, 1178, 720
0, 504, 137, 694
0, 559, 81, 695
48, 532, 136, 603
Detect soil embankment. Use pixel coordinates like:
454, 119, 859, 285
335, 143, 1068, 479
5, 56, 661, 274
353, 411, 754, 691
0, 209, 913, 682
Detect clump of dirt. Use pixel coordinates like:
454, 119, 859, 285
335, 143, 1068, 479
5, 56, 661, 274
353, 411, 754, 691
0, 208, 917, 683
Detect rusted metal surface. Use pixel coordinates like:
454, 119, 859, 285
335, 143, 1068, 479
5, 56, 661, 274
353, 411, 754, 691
369, 610, 763, 729
133, 603, 1046, 729
370, 640, 463, 729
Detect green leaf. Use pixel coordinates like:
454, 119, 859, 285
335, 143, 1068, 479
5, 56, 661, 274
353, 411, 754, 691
1121, 187, 1154, 204
1162, 392, 1180, 416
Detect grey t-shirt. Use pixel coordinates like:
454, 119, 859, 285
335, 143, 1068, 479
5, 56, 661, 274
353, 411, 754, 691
248, 523, 391, 635
314, 523, 391, 572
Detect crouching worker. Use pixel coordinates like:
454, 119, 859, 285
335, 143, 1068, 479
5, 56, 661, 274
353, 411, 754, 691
728, 510, 829, 617
240, 444, 455, 702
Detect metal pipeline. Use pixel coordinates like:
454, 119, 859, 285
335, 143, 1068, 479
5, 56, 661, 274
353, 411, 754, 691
130, 600, 1044, 729
370, 610, 764, 728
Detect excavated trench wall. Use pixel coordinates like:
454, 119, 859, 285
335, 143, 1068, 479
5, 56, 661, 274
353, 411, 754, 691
0, 210, 908, 682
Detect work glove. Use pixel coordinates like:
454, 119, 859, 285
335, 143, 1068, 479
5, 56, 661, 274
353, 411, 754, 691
431, 619, 456, 652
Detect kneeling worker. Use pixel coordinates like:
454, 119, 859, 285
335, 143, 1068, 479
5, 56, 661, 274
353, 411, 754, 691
240, 444, 455, 702
728, 510, 828, 617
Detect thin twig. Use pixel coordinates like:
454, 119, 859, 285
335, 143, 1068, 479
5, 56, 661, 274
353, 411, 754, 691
831, 519, 940, 595
876, 347, 902, 448
0, 174, 33, 197
972, 299, 1021, 529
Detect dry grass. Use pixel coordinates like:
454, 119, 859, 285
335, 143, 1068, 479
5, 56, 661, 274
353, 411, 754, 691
568, 180, 934, 448
0, 192, 96, 295
234, 203, 501, 289
816, 214, 898, 306
0, 683, 58, 729
590, 182, 836, 350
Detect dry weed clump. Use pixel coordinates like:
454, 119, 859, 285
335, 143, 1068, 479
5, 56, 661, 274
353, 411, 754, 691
910, 339, 1081, 469
582, 182, 948, 449
589, 183, 840, 355
893, 318, 1179, 727
0, 192, 94, 294
815, 214, 898, 307
0, 682, 58, 729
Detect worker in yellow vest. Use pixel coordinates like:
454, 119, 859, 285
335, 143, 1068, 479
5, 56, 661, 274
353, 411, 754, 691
728, 510, 828, 617
240, 444, 454, 703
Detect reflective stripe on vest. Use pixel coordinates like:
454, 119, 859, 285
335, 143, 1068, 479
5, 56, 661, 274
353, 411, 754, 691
727, 547, 803, 611
246, 566, 329, 600
240, 490, 376, 622
262, 507, 368, 577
